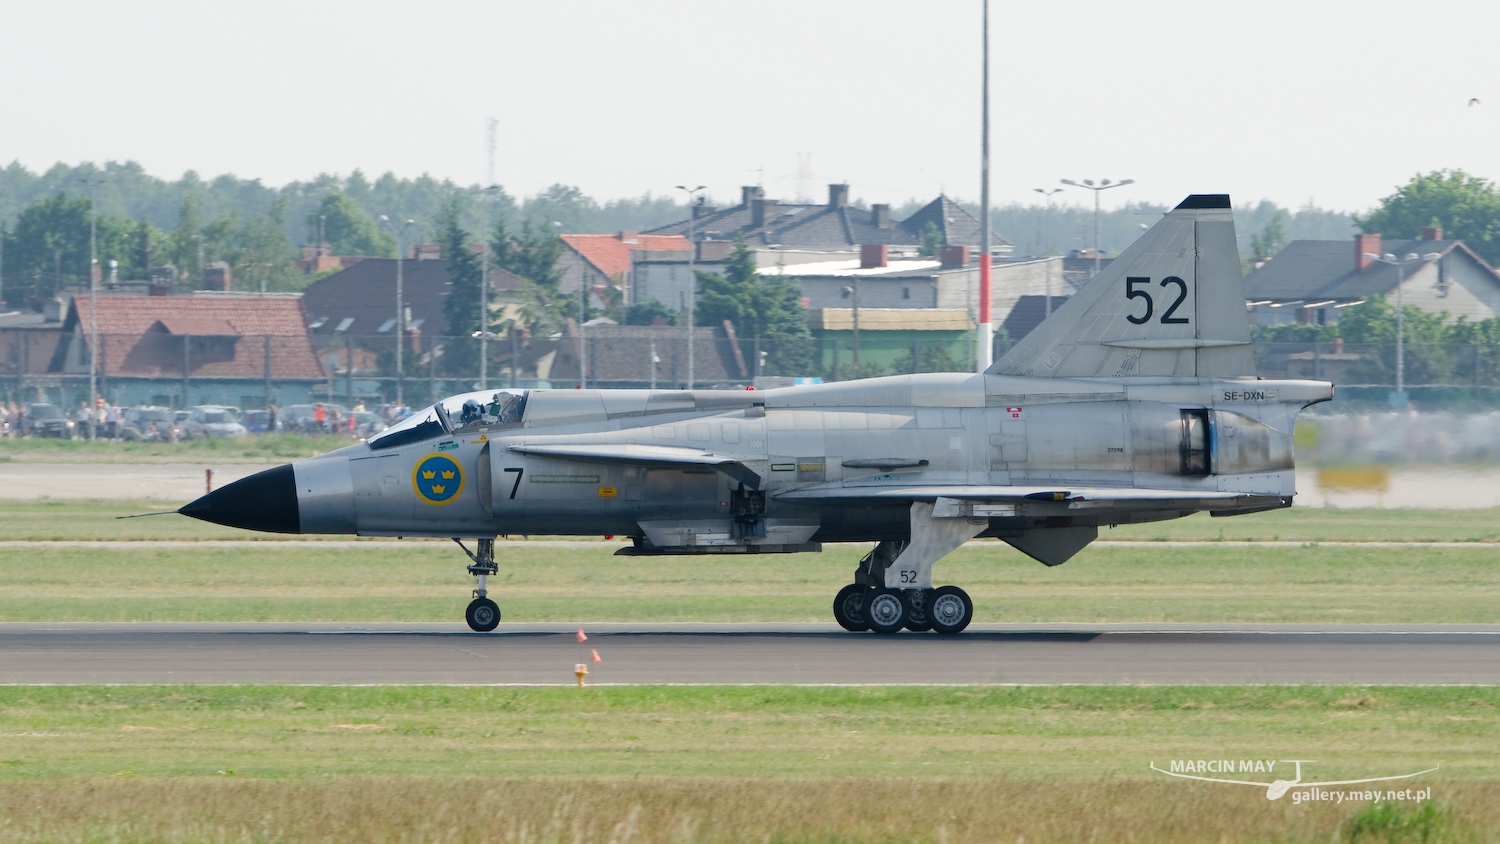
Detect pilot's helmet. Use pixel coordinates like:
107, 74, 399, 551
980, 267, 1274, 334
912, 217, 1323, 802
460, 399, 483, 423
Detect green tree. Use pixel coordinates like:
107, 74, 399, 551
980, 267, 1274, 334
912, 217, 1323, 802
438, 200, 485, 377
1356, 170, 1500, 265
0, 192, 133, 307
623, 298, 677, 326
693, 236, 814, 375
1246, 208, 1290, 273
492, 219, 567, 336
522, 184, 600, 233
918, 221, 944, 258
316, 192, 397, 257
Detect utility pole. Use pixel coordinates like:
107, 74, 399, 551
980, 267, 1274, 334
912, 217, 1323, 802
675, 185, 706, 389
1033, 187, 1064, 318
80, 174, 105, 440
480, 118, 498, 390
379, 216, 416, 406
1060, 178, 1134, 278
579, 267, 588, 389
976, 0, 993, 373
1363, 251, 1442, 404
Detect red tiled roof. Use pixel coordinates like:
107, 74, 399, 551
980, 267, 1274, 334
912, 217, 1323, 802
68, 294, 324, 379
560, 233, 689, 279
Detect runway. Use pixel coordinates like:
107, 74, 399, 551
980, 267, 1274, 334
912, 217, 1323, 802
2, 622, 1498, 685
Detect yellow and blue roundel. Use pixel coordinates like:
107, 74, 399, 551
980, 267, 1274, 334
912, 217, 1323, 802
413, 453, 465, 506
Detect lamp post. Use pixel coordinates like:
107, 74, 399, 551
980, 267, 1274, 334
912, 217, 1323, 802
1060, 178, 1134, 278
977, 0, 992, 372
478, 185, 500, 389
1362, 250, 1442, 401
379, 215, 416, 406
80, 174, 104, 440
842, 281, 860, 369
1033, 187, 1064, 318
675, 185, 706, 389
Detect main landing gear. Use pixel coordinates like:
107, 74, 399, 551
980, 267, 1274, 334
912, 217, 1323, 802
831, 541, 974, 634
455, 538, 500, 632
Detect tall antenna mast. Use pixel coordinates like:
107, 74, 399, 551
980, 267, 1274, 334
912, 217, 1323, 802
976, 0, 993, 372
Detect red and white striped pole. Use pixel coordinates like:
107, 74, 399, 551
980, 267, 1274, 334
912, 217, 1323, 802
976, 0, 993, 371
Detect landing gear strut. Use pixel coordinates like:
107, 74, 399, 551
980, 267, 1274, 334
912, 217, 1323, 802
830, 539, 974, 634
455, 538, 500, 632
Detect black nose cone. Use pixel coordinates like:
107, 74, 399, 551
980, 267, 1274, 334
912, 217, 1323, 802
179, 464, 300, 534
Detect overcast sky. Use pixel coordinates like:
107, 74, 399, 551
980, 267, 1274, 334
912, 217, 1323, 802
4, 0, 1497, 213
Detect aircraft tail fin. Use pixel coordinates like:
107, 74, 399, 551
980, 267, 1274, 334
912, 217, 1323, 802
989, 195, 1252, 379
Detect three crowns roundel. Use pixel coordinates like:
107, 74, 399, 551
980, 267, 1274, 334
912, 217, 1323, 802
413, 453, 465, 505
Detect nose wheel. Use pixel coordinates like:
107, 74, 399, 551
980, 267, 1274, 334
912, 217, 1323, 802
454, 538, 501, 632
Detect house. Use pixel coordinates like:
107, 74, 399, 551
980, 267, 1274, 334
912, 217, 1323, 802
632, 184, 1012, 311
1244, 229, 1500, 326
510, 322, 746, 388
811, 308, 975, 377
300, 258, 522, 375
51, 291, 324, 407
557, 232, 690, 301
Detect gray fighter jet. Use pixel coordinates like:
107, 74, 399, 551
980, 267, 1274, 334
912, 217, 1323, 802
181, 195, 1331, 634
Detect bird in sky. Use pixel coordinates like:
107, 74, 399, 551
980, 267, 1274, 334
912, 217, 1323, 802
1469, 98, 1482, 107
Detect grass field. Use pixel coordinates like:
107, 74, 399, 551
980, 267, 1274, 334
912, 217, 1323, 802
8, 497, 1500, 543
3, 499, 1500, 623
0, 685, 1492, 842
2, 536, 1499, 623
0, 433, 349, 463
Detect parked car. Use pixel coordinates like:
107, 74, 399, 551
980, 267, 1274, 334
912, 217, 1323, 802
351, 410, 387, 438
279, 403, 350, 434
121, 407, 181, 441
23, 403, 74, 438
179, 405, 248, 439
241, 409, 277, 434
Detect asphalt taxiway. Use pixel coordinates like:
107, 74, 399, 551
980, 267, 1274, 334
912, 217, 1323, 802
2, 622, 1497, 685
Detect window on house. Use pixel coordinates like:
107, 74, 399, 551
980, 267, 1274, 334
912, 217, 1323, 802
902, 287, 911, 299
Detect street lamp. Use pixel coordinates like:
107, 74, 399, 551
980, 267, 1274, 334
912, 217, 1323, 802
1033, 187, 1064, 318
842, 282, 860, 369
79, 174, 105, 440
478, 185, 500, 390
1060, 178, 1134, 279
675, 185, 707, 389
1362, 250, 1442, 401
379, 215, 416, 406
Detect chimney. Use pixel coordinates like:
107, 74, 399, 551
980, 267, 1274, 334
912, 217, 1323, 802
697, 240, 733, 262
618, 230, 638, 243
827, 184, 849, 208
1355, 233, 1382, 271
691, 203, 717, 219
940, 244, 970, 268
202, 261, 232, 291
740, 185, 764, 208
872, 204, 891, 229
1421, 226, 1443, 241
751, 198, 779, 229
860, 244, 888, 269
148, 282, 170, 297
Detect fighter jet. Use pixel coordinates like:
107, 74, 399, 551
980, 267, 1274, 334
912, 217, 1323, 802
180, 195, 1331, 634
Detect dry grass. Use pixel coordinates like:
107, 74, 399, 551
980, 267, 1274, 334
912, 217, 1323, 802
0, 777, 1493, 843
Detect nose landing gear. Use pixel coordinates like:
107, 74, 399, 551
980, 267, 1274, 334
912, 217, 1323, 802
454, 538, 501, 632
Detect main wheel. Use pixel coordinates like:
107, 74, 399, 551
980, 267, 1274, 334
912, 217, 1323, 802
903, 589, 933, 632
833, 584, 870, 632
928, 586, 973, 635
465, 597, 501, 632
865, 588, 907, 635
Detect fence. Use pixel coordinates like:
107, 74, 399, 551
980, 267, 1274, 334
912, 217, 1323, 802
9, 327, 1500, 409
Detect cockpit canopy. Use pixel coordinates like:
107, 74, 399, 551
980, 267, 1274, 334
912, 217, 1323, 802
368, 390, 527, 450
